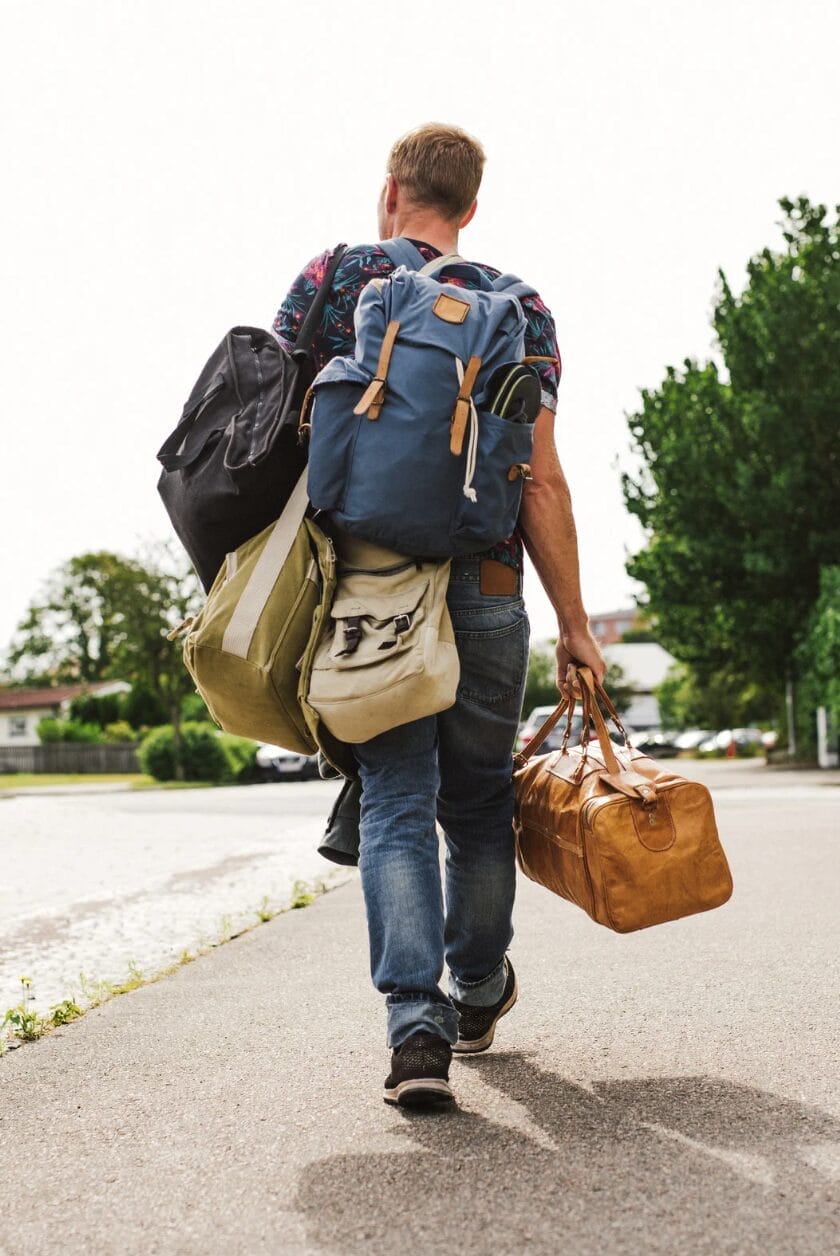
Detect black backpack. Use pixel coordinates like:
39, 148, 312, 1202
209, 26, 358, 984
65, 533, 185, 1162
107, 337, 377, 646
157, 244, 347, 591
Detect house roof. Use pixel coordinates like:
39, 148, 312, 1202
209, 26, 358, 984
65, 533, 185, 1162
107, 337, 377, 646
590, 608, 638, 621
603, 642, 676, 692
0, 681, 128, 712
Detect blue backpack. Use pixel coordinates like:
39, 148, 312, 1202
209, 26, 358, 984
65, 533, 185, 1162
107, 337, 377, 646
303, 238, 545, 556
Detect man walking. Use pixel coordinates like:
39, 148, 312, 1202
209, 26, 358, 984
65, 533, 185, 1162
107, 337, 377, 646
274, 124, 605, 1106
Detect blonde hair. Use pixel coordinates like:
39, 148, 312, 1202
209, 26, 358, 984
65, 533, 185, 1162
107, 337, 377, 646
387, 123, 486, 222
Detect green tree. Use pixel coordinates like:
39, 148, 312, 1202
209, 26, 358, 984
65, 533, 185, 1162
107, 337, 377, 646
623, 198, 840, 702
7, 546, 203, 769
7, 553, 149, 684
69, 692, 122, 727
795, 566, 840, 751
120, 681, 167, 730
655, 662, 777, 732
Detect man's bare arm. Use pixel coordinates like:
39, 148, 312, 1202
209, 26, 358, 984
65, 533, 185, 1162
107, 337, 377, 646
518, 406, 606, 687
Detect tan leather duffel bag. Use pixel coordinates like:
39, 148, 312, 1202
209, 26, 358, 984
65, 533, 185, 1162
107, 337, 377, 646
513, 667, 733, 932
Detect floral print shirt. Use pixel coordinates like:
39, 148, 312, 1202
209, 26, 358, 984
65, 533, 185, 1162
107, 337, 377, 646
273, 239, 562, 571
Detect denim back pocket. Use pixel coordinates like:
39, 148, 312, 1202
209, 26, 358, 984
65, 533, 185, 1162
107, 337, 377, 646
448, 596, 530, 713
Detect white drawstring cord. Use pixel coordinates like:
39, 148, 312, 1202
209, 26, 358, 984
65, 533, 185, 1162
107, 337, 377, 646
454, 357, 479, 503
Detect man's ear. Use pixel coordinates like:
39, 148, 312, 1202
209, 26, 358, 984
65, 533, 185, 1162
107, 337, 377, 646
459, 199, 478, 230
385, 173, 400, 215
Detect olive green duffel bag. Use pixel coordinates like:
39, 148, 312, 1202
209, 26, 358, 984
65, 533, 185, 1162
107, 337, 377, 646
179, 473, 336, 754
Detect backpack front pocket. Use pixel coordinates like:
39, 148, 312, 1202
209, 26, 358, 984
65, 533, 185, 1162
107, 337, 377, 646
450, 407, 535, 551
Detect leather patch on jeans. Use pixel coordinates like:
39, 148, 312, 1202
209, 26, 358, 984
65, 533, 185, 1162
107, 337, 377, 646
479, 560, 517, 596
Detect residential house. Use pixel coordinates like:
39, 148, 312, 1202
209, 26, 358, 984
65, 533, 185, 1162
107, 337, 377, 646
0, 681, 130, 747
603, 642, 676, 730
590, 608, 643, 646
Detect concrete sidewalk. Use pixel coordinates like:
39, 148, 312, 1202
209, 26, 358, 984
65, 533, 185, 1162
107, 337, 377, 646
1, 778, 838, 1254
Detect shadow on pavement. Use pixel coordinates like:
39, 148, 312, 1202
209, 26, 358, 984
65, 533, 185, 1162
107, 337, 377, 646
294, 1053, 839, 1254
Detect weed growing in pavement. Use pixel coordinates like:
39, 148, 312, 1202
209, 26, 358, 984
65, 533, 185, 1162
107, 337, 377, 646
49, 999, 83, 1026
2, 997, 84, 1051
3, 1003, 43, 1042
290, 879, 319, 909
256, 894, 274, 924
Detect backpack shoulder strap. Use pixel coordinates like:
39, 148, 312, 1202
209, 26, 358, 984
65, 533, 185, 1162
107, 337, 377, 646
294, 243, 348, 359
418, 252, 463, 275
419, 253, 495, 293
379, 238, 427, 270
491, 272, 538, 301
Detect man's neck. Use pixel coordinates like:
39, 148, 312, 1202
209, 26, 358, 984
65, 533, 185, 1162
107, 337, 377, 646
388, 213, 459, 256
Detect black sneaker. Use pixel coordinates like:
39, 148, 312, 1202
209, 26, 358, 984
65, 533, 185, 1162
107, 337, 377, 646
451, 959, 518, 1054
383, 1031, 455, 1107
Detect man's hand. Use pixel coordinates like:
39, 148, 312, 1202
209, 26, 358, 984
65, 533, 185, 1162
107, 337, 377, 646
555, 623, 606, 692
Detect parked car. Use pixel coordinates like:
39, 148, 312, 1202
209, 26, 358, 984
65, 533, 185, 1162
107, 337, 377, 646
632, 729, 683, 758
255, 744, 320, 781
673, 728, 716, 752
698, 728, 765, 755
518, 707, 585, 753
517, 705, 633, 754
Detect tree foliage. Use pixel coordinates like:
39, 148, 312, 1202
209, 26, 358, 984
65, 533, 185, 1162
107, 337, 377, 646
655, 663, 778, 732
624, 198, 840, 698
6, 545, 203, 728
795, 565, 840, 737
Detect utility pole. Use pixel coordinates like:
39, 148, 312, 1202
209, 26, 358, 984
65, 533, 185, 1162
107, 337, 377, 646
785, 677, 797, 759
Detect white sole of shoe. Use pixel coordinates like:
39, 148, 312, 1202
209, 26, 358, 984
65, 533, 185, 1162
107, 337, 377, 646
383, 1077, 455, 1107
451, 979, 519, 1054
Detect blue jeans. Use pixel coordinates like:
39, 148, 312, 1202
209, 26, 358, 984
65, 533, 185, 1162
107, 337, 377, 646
353, 559, 530, 1047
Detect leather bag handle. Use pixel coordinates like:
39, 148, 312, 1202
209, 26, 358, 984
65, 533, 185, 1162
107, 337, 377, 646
514, 696, 570, 768
576, 666, 656, 803
513, 668, 631, 771
576, 668, 622, 776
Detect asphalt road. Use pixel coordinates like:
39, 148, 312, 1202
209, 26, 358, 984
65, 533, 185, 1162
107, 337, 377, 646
0, 761, 838, 1254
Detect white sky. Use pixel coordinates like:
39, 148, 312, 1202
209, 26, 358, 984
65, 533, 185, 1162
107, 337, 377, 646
1, 0, 837, 657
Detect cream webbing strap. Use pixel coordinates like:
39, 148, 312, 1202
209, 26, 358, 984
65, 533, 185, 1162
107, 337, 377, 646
418, 252, 463, 277
221, 471, 310, 659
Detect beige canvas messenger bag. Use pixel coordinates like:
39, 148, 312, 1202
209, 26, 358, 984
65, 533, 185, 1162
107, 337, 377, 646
303, 534, 460, 744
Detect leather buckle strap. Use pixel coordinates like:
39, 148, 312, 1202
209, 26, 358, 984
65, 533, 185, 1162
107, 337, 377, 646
450, 354, 482, 455
336, 616, 362, 656
353, 320, 400, 420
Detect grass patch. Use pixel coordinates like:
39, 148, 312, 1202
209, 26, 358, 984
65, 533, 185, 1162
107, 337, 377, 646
1, 877, 338, 1054
0, 773, 215, 793
0, 773, 146, 789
